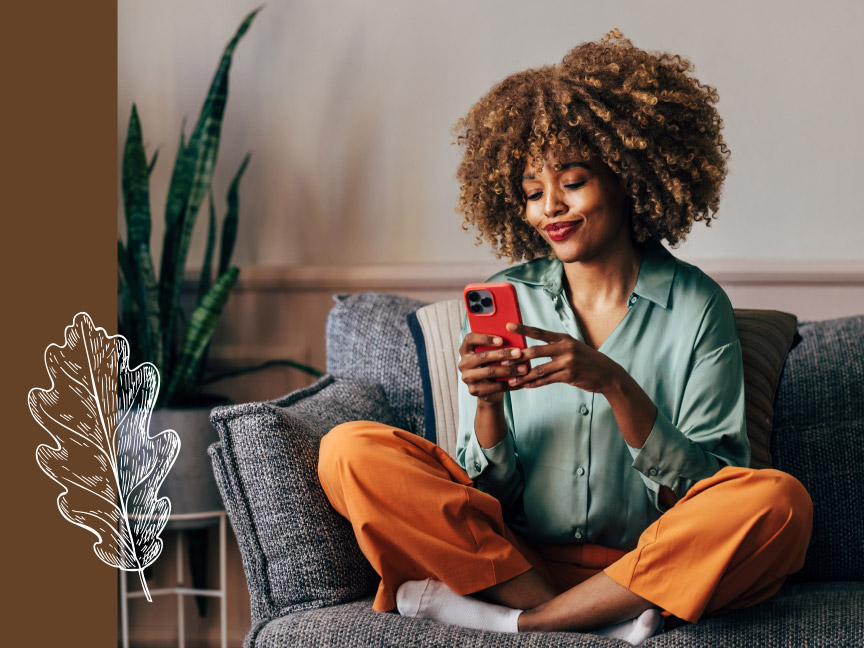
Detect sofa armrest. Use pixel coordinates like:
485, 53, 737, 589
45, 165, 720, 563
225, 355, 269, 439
208, 375, 397, 621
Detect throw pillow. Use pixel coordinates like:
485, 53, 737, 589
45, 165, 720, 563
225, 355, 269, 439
407, 300, 466, 455
325, 292, 427, 435
209, 375, 396, 618
410, 300, 799, 469
733, 309, 800, 469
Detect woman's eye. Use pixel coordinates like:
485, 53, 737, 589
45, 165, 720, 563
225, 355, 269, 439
565, 181, 585, 190
526, 192, 542, 201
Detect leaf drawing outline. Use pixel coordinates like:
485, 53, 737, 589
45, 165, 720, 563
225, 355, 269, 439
28, 312, 181, 601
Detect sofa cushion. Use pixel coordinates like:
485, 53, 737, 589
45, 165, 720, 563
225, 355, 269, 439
772, 418, 864, 582
646, 581, 864, 648
772, 315, 864, 429
770, 315, 864, 582
209, 375, 393, 619
246, 582, 864, 648
326, 292, 427, 435
409, 300, 799, 468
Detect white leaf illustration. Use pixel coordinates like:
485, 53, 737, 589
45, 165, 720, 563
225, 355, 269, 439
28, 312, 181, 601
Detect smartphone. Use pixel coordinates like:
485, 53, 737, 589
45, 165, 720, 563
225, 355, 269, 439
463, 282, 529, 380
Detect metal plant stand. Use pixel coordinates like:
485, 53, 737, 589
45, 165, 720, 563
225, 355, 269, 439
120, 510, 228, 648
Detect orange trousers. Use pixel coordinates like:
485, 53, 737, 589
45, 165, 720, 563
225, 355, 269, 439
317, 421, 813, 624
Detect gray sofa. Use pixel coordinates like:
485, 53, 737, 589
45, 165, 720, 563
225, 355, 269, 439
209, 293, 864, 647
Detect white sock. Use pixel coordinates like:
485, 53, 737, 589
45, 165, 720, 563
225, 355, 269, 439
594, 608, 665, 645
396, 578, 522, 633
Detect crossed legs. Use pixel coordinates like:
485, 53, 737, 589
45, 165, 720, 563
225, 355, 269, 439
318, 421, 813, 632
479, 568, 654, 632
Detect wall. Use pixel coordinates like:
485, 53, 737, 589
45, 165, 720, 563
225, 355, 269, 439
118, 2, 863, 645
119, 0, 864, 270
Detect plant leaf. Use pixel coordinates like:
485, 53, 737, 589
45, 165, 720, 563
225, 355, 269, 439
28, 313, 180, 601
117, 241, 139, 357
159, 7, 260, 383
164, 267, 239, 405
164, 121, 190, 235
199, 188, 217, 299
218, 153, 250, 276
130, 244, 163, 371
122, 104, 151, 252
159, 126, 193, 356
147, 149, 160, 177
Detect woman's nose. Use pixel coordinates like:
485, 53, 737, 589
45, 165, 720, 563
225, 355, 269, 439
543, 186, 567, 218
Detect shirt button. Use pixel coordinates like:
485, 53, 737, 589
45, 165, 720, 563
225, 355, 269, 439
580, 405, 589, 415
649, 467, 659, 476
629, 295, 638, 305
474, 461, 481, 471
574, 529, 583, 539
577, 466, 585, 476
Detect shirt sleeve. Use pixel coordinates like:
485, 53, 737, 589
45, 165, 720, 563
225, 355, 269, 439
626, 288, 751, 513
455, 313, 525, 518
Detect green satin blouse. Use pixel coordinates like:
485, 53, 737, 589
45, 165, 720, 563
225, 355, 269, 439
456, 240, 750, 550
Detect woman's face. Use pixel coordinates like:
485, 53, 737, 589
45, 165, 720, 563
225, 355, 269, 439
521, 151, 631, 264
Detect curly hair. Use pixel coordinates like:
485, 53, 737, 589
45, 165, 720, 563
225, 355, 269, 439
453, 29, 730, 262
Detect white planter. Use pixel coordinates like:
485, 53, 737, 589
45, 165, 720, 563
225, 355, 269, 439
151, 407, 223, 530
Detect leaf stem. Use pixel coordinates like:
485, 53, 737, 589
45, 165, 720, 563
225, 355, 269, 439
139, 569, 152, 603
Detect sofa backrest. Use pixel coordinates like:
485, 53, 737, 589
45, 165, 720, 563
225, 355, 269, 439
770, 315, 864, 582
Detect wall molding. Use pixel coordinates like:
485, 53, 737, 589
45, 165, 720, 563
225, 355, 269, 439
193, 259, 864, 292
199, 259, 863, 373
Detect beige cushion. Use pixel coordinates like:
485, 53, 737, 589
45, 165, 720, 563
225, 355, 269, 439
412, 300, 466, 458
413, 300, 798, 468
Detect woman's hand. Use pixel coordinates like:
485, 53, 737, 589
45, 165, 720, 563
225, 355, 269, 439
502, 322, 622, 393
506, 321, 659, 452
457, 332, 530, 404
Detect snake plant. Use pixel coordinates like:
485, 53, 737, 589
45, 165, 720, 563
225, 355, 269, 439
119, 7, 318, 408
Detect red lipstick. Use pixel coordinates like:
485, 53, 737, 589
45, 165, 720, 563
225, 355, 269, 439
544, 220, 582, 241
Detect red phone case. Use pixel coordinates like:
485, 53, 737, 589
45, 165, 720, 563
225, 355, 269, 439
464, 282, 528, 380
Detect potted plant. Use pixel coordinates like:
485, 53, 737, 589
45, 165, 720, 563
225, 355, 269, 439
118, 7, 319, 526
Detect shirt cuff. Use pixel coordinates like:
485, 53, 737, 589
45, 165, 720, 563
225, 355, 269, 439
464, 429, 517, 483
627, 408, 688, 494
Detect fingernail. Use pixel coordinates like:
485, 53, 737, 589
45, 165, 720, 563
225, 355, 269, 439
508, 378, 518, 385
510, 349, 520, 357
493, 337, 502, 345
518, 365, 527, 373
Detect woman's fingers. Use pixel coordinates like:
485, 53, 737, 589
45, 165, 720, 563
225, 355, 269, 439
506, 322, 560, 343
517, 344, 555, 360
462, 332, 503, 353
460, 345, 522, 369
506, 358, 565, 387
512, 372, 566, 389
462, 361, 529, 384
458, 332, 530, 394
508, 366, 568, 389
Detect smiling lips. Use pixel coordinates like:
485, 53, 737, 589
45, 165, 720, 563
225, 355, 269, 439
544, 220, 583, 241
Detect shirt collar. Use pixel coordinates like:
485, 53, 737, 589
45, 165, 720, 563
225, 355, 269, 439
502, 240, 676, 309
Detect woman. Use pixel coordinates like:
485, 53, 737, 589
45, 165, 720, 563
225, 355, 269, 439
318, 30, 812, 644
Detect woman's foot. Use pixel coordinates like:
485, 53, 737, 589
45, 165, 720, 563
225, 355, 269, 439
594, 607, 665, 645
396, 579, 522, 632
